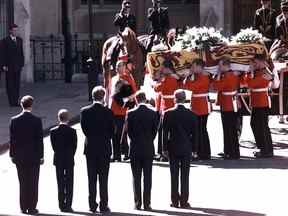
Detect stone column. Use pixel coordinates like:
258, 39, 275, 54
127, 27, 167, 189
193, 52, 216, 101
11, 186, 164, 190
200, 0, 233, 36
14, 0, 33, 82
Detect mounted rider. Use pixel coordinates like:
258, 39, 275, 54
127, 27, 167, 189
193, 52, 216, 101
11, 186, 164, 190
146, 0, 170, 52
107, 0, 137, 71
253, 0, 277, 49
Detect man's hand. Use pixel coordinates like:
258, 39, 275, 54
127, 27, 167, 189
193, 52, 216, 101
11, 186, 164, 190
2, 66, 8, 71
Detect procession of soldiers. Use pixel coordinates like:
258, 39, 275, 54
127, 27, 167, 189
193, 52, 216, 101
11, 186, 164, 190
4, 0, 288, 214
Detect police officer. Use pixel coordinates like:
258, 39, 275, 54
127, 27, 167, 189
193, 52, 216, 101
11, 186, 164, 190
147, 0, 170, 51
114, 0, 137, 33
254, 0, 277, 49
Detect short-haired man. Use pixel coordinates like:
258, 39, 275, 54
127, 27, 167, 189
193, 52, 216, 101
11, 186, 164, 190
50, 109, 77, 212
9, 95, 44, 214
182, 59, 211, 160
163, 90, 195, 208
212, 57, 241, 159
80, 86, 114, 213
247, 54, 274, 158
126, 91, 159, 210
0, 24, 24, 106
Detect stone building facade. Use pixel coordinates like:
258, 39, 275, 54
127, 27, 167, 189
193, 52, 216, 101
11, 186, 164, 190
1, 0, 282, 82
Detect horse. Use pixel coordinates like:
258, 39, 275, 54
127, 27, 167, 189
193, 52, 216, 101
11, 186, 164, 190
101, 27, 145, 91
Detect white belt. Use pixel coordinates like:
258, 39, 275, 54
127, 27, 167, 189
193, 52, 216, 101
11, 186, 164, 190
251, 88, 268, 93
162, 94, 174, 99
192, 93, 209, 98
222, 90, 237, 96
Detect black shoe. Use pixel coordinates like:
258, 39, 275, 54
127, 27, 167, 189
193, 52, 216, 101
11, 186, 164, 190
110, 157, 121, 162
198, 156, 211, 160
100, 206, 111, 213
180, 202, 191, 209
27, 209, 39, 215
144, 205, 152, 211
89, 204, 98, 213
123, 155, 130, 161
217, 152, 225, 157
170, 202, 179, 208
254, 152, 273, 158
134, 205, 141, 210
21, 209, 27, 214
61, 207, 74, 213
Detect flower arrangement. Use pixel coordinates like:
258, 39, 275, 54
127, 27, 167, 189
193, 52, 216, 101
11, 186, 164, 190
172, 27, 228, 51
151, 42, 169, 52
231, 28, 265, 44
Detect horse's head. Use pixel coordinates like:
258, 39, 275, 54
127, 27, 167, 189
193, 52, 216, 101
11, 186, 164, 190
119, 27, 137, 50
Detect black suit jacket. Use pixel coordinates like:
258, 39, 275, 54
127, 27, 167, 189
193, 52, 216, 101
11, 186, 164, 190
9, 112, 44, 165
163, 104, 195, 157
80, 103, 114, 158
50, 124, 77, 167
147, 7, 170, 36
114, 13, 137, 33
254, 7, 277, 40
127, 104, 159, 159
0, 36, 24, 71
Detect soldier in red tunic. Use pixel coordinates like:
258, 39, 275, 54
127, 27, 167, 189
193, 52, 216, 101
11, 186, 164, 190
110, 57, 137, 162
182, 59, 211, 160
247, 54, 274, 158
153, 59, 179, 161
212, 57, 241, 159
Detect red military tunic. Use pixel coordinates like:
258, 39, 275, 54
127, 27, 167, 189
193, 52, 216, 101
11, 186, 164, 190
247, 70, 271, 108
183, 73, 211, 116
111, 71, 138, 116
212, 72, 240, 112
154, 74, 179, 113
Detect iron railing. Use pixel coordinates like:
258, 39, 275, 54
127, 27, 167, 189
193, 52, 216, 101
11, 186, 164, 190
30, 34, 106, 82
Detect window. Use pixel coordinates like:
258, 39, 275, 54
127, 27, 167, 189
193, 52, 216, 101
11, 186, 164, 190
81, 0, 122, 5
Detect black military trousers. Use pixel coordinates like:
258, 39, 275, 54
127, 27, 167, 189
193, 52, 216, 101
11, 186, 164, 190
250, 107, 273, 155
86, 156, 110, 210
221, 111, 240, 159
130, 157, 153, 208
193, 113, 211, 159
6, 68, 21, 106
16, 164, 40, 212
112, 116, 128, 160
169, 155, 190, 206
55, 165, 74, 210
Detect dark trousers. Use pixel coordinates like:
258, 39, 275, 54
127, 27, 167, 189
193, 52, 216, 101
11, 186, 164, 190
16, 164, 40, 212
6, 69, 21, 106
250, 108, 273, 155
193, 113, 211, 159
169, 155, 190, 205
221, 111, 240, 158
55, 166, 74, 210
112, 116, 128, 159
86, 156, 110, 210
130, 157, 153, 208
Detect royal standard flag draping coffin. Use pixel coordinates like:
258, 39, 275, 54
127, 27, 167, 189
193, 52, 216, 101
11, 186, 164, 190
146, 43, 268, 80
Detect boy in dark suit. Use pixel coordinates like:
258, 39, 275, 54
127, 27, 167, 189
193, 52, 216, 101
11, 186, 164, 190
50, 109, 77, 212
126, 91, 159, 210
9, 95, 43, 215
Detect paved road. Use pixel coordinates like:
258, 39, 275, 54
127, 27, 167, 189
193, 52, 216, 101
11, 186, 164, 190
0, 112, 288, 216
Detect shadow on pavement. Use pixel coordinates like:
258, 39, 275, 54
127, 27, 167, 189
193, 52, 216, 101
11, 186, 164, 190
0, 207, 266, 216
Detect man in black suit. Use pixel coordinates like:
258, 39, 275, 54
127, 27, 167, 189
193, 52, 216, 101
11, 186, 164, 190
50, 109, 77, 212
9, 95, 44, 215
0, 24, 24, 106
163, 90, 195, 209
126, 91, 159, 211
146, 0, 170, 51
80, 86, 114, 213
114, 0, 137, 33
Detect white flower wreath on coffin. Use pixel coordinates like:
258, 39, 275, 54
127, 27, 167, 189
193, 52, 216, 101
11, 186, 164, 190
230, 27, 265, 44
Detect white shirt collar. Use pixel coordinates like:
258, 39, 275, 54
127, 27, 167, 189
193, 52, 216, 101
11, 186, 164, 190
10, 35, 16, 41
93, 101, 104, 106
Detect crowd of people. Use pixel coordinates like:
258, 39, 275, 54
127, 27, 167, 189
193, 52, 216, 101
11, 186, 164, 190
5, 0, 288, 214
